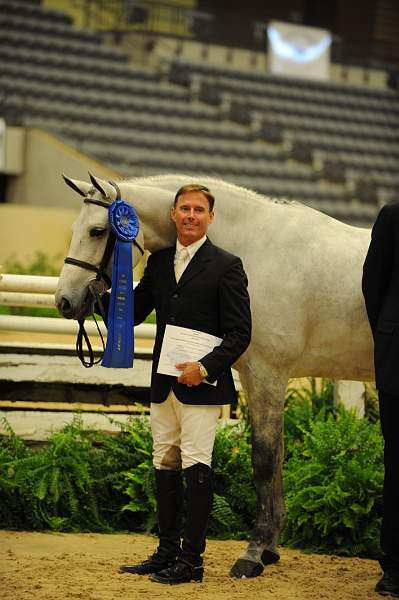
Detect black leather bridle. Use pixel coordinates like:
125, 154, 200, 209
64, 183, 144, 286
63, 182, 144, 367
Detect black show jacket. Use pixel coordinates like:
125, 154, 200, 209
362, 203, 399, 395
134, 238, 251, 405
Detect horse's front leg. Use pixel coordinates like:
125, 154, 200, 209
230, 361, 287, 578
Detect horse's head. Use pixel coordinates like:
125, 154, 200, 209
55, 173, 145, 320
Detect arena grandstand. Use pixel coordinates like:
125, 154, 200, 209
0, 0, 399, 228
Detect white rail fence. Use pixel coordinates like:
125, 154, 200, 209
0, 273, 155, 339
0, 273, 366, 418
0, 273, 158, 439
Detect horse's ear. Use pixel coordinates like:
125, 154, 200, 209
88, 172, 115, 199
62, 174, 91, 197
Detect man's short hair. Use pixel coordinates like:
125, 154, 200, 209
174, 184, 215, 211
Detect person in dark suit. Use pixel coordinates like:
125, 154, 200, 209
362, 203, 399, 597
119, 183, 251, 584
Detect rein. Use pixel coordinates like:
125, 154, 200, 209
64, 183, 144, 367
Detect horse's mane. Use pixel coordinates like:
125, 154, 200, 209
117, 173, 300, 209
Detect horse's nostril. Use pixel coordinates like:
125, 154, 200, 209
61, 297, 73, 315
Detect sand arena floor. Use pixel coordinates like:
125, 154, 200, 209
0, 530, 381, 600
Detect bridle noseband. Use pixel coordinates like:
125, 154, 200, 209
63, 182, 144, 367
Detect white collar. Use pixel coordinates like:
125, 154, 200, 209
175, 235, 207, 259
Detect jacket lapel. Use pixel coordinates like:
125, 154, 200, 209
176, 238, 214, 289
162, 246, 178, 290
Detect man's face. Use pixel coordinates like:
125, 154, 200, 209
171, 191, 214, 245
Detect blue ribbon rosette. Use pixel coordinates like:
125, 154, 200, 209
102, 199, 139, 368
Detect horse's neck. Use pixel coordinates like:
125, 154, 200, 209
121, 183, 176, 251
120, 177, 253, 255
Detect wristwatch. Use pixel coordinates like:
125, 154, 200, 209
197, 361, 208, 379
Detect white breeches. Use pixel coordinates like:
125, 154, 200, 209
150, 390, 222, 470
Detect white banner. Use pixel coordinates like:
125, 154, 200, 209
268, 21, 331, 81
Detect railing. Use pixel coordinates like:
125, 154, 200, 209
0, 273, 365, 419
70, 0, 191, 36
0, 273, 156, 340
0, 273, 236, 434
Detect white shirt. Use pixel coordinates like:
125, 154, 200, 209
174, 235, 207, 281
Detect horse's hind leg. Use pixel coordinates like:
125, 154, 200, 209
230, 360, 287, 578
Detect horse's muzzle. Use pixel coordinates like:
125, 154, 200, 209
56, 290, 95, 320
58, 296, 74, 319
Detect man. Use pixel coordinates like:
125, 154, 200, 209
362, 203, 399, 597
119, 183, 251, 584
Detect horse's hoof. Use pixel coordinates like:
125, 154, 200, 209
261, 548, 280, 565
230, 559, 264, 578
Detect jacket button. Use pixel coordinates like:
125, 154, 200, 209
170, 316, 175, 322
172, 293, 178, 299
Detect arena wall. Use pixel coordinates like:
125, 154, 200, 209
6, 128, 120, 209
0, 204, 77, 268
1, 127, 121, 268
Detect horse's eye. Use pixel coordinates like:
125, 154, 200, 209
90, 227, 106, 238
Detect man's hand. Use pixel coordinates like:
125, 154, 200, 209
175, 362, 204, 386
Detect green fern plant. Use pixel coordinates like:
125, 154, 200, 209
0, 418, 30, 528
0, 403, 385, 559
210, 421, 255, 538
111, 412, 157, 532
284, 378, 335, 458
281, 406, 383, 557
2, 415, 109, 531
210, 493, 244, 535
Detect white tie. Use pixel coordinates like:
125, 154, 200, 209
174, 247, 189, 282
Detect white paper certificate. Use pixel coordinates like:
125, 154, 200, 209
157, 324, 222, 382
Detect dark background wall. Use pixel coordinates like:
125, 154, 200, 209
196, 0, 399, 67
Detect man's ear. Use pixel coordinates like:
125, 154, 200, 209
170, 206, 176, 223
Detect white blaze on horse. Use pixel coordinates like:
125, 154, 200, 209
56, 173, 374, 578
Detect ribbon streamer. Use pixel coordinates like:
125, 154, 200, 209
102, 199, 139, 368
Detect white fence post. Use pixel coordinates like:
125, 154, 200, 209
334, 380, 365, 417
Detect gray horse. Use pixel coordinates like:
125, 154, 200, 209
56, 173, 374, 578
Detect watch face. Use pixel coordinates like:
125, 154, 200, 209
199, 364, 207, 377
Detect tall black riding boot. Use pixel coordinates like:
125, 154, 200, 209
155, 468, 183, 560
181, 462, 213, 566
120, 469, 183, 575
150, 463, 213, 584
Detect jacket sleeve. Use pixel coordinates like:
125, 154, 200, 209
362, 205, 394, 336
199, 257, 251, 382
133, 256, 155, 326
